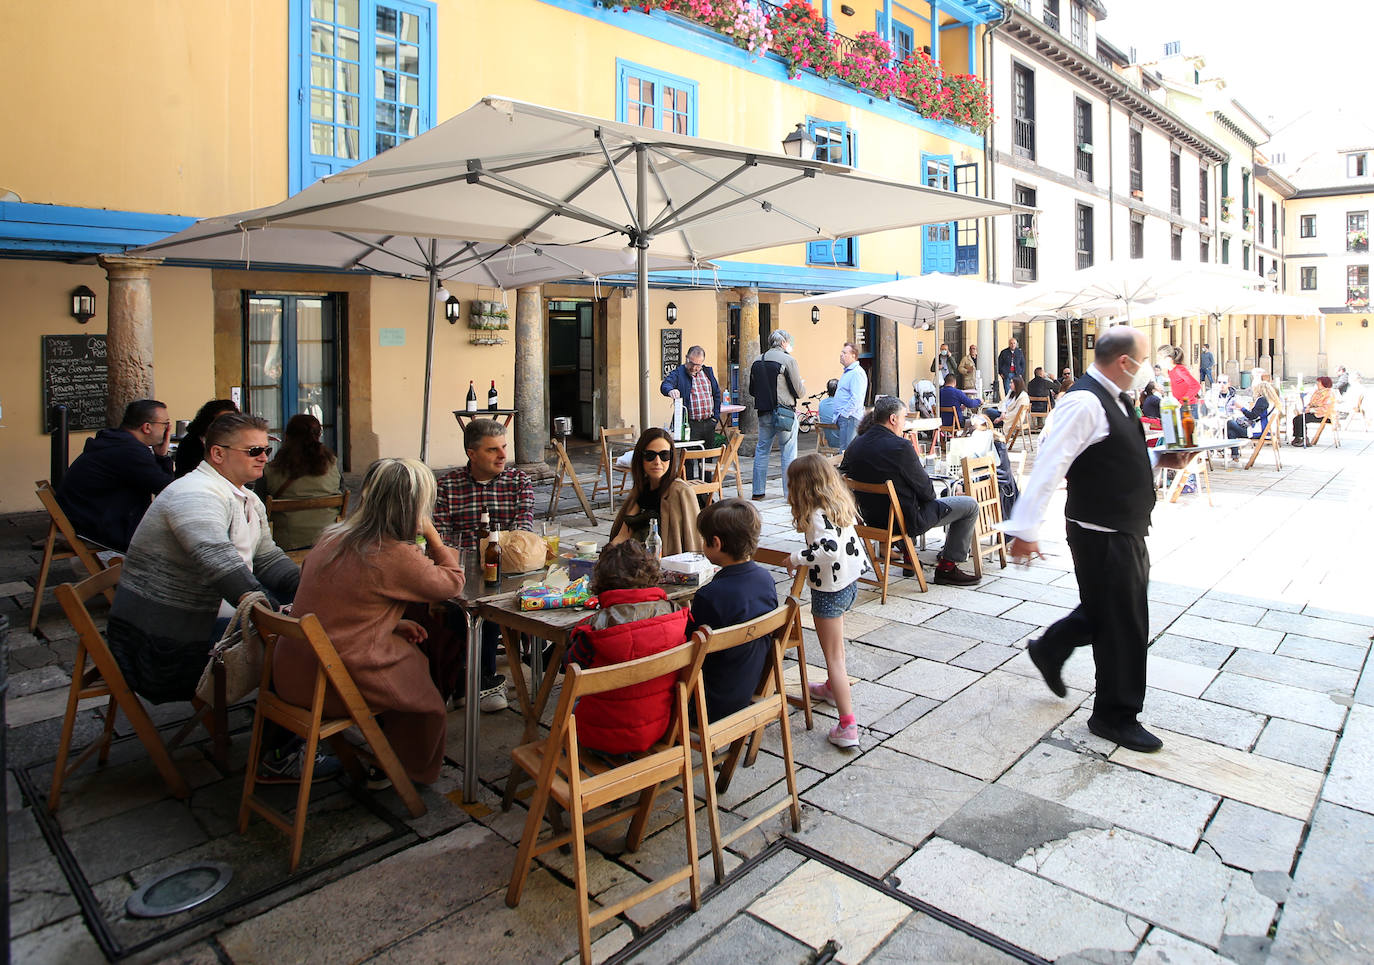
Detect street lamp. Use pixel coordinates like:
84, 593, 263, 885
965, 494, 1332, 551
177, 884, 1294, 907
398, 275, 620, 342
70, 285, 96, 324
811, 305, 821, 325
665, 301, 678, 325
444, 294, 462, 324
781, 123, 816, 159
1266, 265, 1278, 291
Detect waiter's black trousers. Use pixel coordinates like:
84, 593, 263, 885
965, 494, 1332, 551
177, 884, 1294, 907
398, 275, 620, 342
1038, 521, 1150, 728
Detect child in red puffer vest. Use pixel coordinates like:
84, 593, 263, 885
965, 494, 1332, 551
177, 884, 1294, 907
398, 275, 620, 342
563, 541, 690, 754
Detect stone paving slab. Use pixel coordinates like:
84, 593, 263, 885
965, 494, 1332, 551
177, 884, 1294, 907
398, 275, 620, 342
672, 913, 810, 965
1275, 632, 1370, 670
891, 838, 1145, 961
876, 657, 982, 701
1323, 703, 1374, 816
1015, 825, 1276, 949
884, 670, 1084, 781
851, 596, 947, 628
886, 581, 1019, 616
1166, 614, 1284, 653
1201, 798, 1305, 874
1254, 717, 1339, 772
747, 859, 912, 962
998, 600, 1074, 629
1109, 728, 1323, 821
857, 624, 978, 661
1184, 597, 1269, 625
977, 578, 1081, 609
1134, 928, 1238, 965
998, 742, 1218, 850
865, 911, 1022, 964
920, 609, 1037, 646
1258, 609, 1374, 647
948, 642, 1017, 673
1147, 654, 1221, 698
934, 783, 1108, 866
1148, 633, 1235, 668
1135, 687, 1266, 750
1202, 671, 1349, 730
1221, 647, 1361, 695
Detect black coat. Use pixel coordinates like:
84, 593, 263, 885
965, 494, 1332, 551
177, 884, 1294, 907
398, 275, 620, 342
840, 425, 947, 535
56, 429, 174, 551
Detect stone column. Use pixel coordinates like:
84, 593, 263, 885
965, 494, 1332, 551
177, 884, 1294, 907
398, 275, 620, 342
1208, 315, 1221, 374
1261, 315, 1273, 377
1042, 316, 1058, 385
877, 316, 898, 398
1317, 313, 1328, 376
977, 317, 994, 392
737, 288, 760, 433
97, 255, 162, 427
1279, 316, 1289, 381
512, 286, 551, 478
1225, 315, 1240, 383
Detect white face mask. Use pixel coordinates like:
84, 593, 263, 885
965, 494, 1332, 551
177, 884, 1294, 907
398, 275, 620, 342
1124, 355, 1152, 392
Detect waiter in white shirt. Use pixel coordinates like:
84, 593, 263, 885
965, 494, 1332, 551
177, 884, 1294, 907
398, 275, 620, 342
1003, 326, 1189, 753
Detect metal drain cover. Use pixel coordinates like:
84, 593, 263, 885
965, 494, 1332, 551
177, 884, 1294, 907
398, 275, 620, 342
126, 862, 232, 918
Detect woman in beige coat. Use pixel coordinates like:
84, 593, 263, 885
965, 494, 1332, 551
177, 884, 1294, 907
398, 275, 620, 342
277, 458, 464, 785
608, 428, 704, 557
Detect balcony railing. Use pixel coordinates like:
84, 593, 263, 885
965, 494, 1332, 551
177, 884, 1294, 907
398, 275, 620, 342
1014, 118, 1035, 158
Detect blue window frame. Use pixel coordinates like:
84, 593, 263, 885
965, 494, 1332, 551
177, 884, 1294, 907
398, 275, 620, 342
877, 11, 916, 62
954, 162, 979, 275
615, 60, 698, 135
921, 153, 955, 274
806, 119, 858, 267
288, 0, 436, 193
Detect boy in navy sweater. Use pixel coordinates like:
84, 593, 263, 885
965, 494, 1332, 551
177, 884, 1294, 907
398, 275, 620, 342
687, 499, 780, 721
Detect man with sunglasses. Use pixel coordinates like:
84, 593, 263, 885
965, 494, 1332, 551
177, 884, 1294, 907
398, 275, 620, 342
56, 399, 176, 552
108, 412, 301, 709
661, 346, 721, 479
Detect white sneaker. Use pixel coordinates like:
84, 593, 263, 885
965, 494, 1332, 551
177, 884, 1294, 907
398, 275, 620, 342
479, 674, 509, 713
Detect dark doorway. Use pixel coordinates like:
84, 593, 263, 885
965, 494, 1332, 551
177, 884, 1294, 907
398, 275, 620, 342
727, 302, 771, 399
1058, 318, 1085, 378
857, 312, 879, 403
244, 293, 344, 457
548, 299, 596, 438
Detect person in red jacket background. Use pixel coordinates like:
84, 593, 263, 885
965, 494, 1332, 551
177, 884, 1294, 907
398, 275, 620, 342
1167, 345, 1201, 416
563, 541, 690, 754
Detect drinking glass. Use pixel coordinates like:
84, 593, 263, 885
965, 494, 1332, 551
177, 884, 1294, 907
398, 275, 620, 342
541, 520, 561, 563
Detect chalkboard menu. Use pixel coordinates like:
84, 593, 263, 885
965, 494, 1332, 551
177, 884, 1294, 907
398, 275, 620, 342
660, 328, 682, 379
42, 334, 109, 431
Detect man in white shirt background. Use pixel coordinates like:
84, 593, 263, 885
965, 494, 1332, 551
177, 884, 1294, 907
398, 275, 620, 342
832, 342, 868, 450
1003, 326, 1189, 753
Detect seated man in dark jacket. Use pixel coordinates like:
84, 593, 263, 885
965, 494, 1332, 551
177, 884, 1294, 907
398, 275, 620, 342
840, 396, 981, 586
938, 374, 982, 428
56, 399, 176, 551
1027, 368, 1059, 411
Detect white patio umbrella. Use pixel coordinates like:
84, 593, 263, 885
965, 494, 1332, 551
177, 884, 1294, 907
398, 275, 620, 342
1015, 259, 1241, 321
207, 95, 1023, 439
785, 273, 1033, 327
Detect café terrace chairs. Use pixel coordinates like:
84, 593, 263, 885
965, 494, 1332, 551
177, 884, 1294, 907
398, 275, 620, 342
751, 548, 814, 733
47, 561, 192, 811
240, 605, 425, 873
715, 428, 745, 499
1244, 410, 1283, 471
591, 426, 638, 512
263, 491, 350, 563
687, 600, 802, 884
678, 446, 724, 505
815, 422, 840, 457
1341, 391, 1368, 431
505, 639, 702, 965
1027, 396, 1053, 434
936, 406, 962, 453
960, 455, 1008, 581
546, 437, 600, 524
1002, 403, 1031, 454
1306, 410, 1341, 448
31, 479, 114, 632
842, 478, 929, 600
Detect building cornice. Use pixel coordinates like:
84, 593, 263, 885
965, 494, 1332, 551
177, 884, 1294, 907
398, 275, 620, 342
1001, 14, 1229, 163
1290, 184, 1374, 200
1214, 111, 1263, 149
1254, 165, 1297, 197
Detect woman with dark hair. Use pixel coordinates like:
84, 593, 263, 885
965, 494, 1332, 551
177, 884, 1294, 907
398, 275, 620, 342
261, 414, 342, 550
1140, 382, 1162, 421
1167, 345, 1201, 414
174, 398, 239, 477
607, 428, 703, 557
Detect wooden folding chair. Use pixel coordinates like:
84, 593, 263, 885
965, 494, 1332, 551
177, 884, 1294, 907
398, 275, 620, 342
937, 406, 962, 452
591, 426, 637, 512
31, 480, 114, 632
960, 455, 1008, 581
843, 478, 928, 600
678, 446, 724, 505
240, 605, 425, 873
506, 640, 702, 965
715, 428, 746, 499
1342, 393, 1368, 431
815, 423, 840, 456
546, 437, 600, 524
1002, 404, 1031, 453
47, 562, 191, 811
1027, 396, 1052, 434
752, 548, 813, 731
1244, 412, 1283, 471
688, 600, 802, 884
263, 491, 349, 545
1306, 410, 1341, 448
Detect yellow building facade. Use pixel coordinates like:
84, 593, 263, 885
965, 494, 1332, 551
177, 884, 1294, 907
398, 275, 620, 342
0, 0, 1003, 510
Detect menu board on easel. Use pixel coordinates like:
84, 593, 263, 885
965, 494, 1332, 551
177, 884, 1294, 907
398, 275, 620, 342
42, 334, 108, 431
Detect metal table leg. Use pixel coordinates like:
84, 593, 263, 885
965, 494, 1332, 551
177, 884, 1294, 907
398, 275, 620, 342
463, 612, 483, 803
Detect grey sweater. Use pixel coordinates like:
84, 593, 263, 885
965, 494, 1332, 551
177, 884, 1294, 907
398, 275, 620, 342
108, 463, 299, 702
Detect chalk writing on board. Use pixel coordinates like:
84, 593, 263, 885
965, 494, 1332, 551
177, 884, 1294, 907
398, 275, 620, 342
660, 328, 682, 379
42, 334, 109, 431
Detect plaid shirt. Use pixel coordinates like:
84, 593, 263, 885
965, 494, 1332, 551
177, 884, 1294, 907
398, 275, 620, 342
433, 465, 534, 545
687, 370, 714, 421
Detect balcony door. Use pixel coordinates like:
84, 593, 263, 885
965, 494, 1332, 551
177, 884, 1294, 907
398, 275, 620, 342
921, 154, 955, 274
245, 294, 343, 454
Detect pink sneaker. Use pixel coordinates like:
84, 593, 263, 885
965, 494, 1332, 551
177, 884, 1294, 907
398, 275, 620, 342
828, 722, 860, 749
808, 681, 837, 706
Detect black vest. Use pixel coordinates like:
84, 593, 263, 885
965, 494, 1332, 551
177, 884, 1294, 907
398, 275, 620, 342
1063, 375, 1156, 536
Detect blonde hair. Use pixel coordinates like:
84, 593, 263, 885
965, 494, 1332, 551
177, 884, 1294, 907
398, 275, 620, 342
320, 457, 435, 561
786, 453, 857, 532
1254, 378, 1281, 409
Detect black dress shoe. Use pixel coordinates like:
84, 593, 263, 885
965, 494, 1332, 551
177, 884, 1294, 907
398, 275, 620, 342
752, 493, 767, 501
932, 564, 979, 586
1027, 638, 1067, 698
1087, 718, 1163, 753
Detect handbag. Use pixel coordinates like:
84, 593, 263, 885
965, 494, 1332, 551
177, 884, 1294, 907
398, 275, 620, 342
194, 591, 270, 707
773, 404, 796, 431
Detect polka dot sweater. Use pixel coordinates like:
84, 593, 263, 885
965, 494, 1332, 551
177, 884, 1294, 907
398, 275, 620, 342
788, 509, 870, 593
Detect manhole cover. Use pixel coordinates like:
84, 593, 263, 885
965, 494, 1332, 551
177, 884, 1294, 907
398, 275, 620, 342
126, 862, 233, 918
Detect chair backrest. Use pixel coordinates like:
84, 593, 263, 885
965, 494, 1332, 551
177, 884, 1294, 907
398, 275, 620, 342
843, 477, 910, 541
718, 428, 743, 472
686, 601, 794, 716
250, 604, 363, 714
549, 639, 700, 754
264, 491, 350, 519
815, 423, 840, 455
939, 405, 962, 429
960, 454, 1002, 525
36, 480, 106, 556
601, 426, 638, 455
55, 560, 124, 648
1028, 395, 1051, 414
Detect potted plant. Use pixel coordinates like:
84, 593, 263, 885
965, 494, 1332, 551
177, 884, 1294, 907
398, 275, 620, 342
833, 30, 900, 97
897, 50, 942, 118
766, 0, 838, 79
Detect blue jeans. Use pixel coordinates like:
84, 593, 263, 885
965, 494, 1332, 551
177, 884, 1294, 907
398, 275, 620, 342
837, 414, 858, 449
753, 410, 798, 497
930, 495, 979, 564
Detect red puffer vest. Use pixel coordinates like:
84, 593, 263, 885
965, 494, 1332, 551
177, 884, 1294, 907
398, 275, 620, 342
569, 588, 690, 754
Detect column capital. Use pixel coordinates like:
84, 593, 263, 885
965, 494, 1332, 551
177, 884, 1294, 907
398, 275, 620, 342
97, 254, 163, 279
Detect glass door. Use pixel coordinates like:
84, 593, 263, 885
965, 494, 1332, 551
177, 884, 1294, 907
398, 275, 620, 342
245, 294, 341, 452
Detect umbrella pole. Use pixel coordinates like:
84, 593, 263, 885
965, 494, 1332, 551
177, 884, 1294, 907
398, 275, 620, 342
636, 146, 651, 435
421, 242, 438, 463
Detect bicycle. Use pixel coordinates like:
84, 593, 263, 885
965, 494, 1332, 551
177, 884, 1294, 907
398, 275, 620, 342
797, 391, 826, 434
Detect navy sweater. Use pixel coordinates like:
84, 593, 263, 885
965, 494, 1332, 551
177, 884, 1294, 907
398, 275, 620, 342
57, 428, 174, 551
687, 561, 779, 721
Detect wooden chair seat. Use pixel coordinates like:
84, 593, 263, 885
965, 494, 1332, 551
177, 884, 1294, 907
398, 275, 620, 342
591, 426, 637, 512
47, 562, 192, 811
1027, 396, 1052, 433
1002, 404, 1031, 453
842, 478, 928, 601
687, 601, 802, 884
31, 480, 113, 632
960, 455, 1008, 580
240, 605, 425, 873
1306, 410, 1340, 448
715, 428, 745, 499
1341, 393, 1368, 431
679, 446, 724, 505
546, 437, 600, 524
814, 422, 840, 456
1244, 411, 1283, 471
506, 640, 702, 964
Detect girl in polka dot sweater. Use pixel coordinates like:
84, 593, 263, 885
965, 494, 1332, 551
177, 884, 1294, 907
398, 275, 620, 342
785, 454, 871, 749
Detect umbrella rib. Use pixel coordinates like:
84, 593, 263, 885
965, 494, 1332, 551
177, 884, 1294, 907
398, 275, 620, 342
473, 171, 630, 237
653, 172, 823, 237
594, 134, 641, 234
642, 157, 754, 237
510, 141, 639, 244
643, 146, 823, 236
640, 152, 704, 263
435, 241, 480, 272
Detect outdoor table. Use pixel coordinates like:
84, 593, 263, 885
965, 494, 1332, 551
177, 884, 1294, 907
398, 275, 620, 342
718, 403, 745, 432
447, 552, 697, 802
453, 408, 518, 432
1156, 440, 1234, 506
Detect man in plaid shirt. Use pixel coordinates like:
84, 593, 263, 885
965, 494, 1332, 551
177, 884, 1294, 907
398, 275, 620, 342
431, 420, 535, 712
660, 345, 721, 479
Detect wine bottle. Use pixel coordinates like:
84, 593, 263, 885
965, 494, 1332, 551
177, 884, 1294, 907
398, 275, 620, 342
488, 379, 499, 410
466, 380, 478, 413
484, 524, 501, 584
645, 519, 662, 560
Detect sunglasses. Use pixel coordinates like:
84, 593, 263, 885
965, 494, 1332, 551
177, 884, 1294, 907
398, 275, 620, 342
220, 445, 273, 458
643, 449, 673, 463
